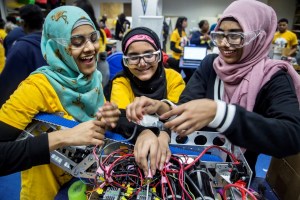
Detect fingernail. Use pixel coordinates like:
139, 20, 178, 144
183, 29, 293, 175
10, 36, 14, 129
159, 164, 163, 170
152, 169, 155, 175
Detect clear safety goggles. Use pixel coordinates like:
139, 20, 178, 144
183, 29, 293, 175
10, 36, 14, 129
51, 31, 100, 49
210, 30, 262, 48
123, 50, 161, 68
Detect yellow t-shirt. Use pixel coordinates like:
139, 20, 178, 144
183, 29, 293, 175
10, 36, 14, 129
0, 74, 73, 200
98, 29, 107, 53
272, 30, 298, 49
110, 68, 186, 109
170, 29, 187, 60
0, 29, 7, 73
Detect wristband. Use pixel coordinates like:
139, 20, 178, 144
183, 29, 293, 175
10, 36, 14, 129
161, 99, 176, 109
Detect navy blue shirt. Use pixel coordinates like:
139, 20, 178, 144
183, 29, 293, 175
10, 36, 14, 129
0, 32, 47, 107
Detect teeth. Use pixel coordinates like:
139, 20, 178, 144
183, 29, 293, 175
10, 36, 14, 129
224, 51, 234, 54
81, 56, 93, 60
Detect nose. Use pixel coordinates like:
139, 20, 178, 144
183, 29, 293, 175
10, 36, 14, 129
138, 57, 147, 67
83, 40, 96, 51
220, 37, 230, 48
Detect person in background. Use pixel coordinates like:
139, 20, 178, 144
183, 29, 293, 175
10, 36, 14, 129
272, 18, 298, 57
190, 19, 211, 49
99, 19, 112, 39
0, 4, 47, 107
115, 13, 130, 40
4, 16, 18, 34
0, 6, 120, 198
0, 18, 7, 73
3, 16, 26, 56
162, 20, 169, 52
74, 0, 110, 88
110, 27, 185, 176
169, 16, 194, 83
125, 0, 300, 177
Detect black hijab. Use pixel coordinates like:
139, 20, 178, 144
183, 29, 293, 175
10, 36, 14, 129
115, 27, 167, 100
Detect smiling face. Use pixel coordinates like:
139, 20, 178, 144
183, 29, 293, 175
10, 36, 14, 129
71, 24, 99, 76
126, 41, 159, 81
217, 20, 243, 64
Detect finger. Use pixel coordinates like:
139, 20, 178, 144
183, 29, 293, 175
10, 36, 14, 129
165, 148, 171, 163
164, 114, 188, 129
160, 106, 183, 120
90, 138, 104, 146
149, 143, 158, 176
135, 141, 149, 177
126, 103, 140, 123
134, 101, 145, 122
102, 102, 118, 111
177, 127, 195, 138
93, 131, 105, 140
171, 120, 193, 133
139, 149, 149, 177
158, 148, 166, 170
93, 120, 106, 128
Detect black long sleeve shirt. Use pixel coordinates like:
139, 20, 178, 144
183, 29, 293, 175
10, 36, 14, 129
0, 134, 50, 176
179, 54, 300, 171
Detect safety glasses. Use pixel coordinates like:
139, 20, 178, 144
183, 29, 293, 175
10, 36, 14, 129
51, 31, 100, 49
210, 30, 262, 48
123, 50, 161, 68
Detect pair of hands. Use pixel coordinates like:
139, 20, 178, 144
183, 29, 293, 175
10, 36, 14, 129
49, 102, 120, 151
126, 96, 216, 175
134, 130, 171, 177
126, 96, 217, 137
201, 34, 210, 41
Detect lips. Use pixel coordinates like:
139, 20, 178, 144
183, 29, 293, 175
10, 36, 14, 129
222, 50, 237, 57
136, 66, 152, 72
80, 55, 94, 63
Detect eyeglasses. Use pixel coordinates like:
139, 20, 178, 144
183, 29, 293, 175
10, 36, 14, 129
51, 31, 100, 49
210, 30, 261, 48
122, 50, 161, 68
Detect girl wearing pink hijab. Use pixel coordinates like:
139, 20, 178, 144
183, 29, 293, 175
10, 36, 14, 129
125, 0, 300, 175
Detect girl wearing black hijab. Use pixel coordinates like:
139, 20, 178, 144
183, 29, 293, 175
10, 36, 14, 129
110, 27, 185, 176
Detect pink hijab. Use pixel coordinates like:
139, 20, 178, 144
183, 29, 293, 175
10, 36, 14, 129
213, 0, 300, 111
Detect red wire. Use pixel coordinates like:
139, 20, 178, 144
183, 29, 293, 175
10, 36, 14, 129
161, 170, 176, 200
223, 183, 258, 200
170, 156, 192, 200
184, 145, 239, 170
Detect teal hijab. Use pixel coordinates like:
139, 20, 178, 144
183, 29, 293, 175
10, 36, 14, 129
32, 6, 104, 122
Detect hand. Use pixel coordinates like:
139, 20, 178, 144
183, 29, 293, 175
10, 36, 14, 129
134, 130, 160, 177
96, 102, 121, 128
157, 131, 171, 170
126, 96, 166, 124
48, 120, 106, 151
160, 99, 217, 137
203, 34, 210, 41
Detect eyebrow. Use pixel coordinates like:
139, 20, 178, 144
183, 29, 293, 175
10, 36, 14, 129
218, 28, 243, 32
127, 50, 155, 56
71, 31, 96, 37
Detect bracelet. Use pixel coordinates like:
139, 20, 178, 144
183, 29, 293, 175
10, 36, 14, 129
161, 99, 176, 109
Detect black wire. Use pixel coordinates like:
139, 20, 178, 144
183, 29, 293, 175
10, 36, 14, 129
184, 171, 206, 200
167, 174, 178, 196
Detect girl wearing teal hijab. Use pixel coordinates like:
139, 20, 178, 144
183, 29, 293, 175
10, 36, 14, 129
0, 6, 120, 200
34, 5, 103, 122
